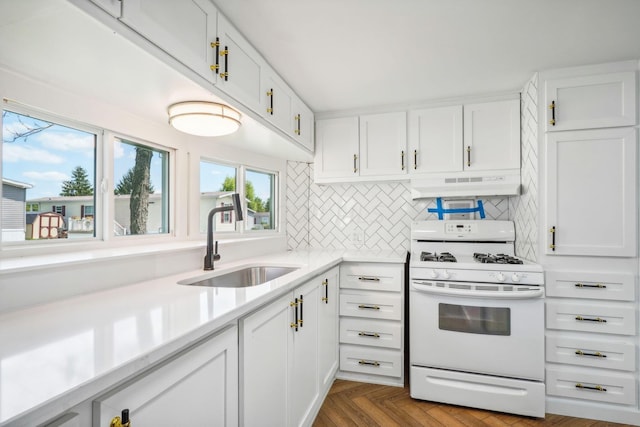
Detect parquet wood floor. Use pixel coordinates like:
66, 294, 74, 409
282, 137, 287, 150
313, 380, 632, 427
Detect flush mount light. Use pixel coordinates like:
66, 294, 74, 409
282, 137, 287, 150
168, 101, 241, 137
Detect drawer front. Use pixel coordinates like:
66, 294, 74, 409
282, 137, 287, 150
340, 291, 402, 320
546, 365, 636, 405
340, 317, 402, 349
546, 271, 635, 301
546, 300, 636, 335
546, 333, 636, 371
340, 344, 402, 378
340, 263, 403, 292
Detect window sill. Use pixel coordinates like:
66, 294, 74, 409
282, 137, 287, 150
0, 234, 284, 275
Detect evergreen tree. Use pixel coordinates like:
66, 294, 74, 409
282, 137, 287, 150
60, 166, 93, 196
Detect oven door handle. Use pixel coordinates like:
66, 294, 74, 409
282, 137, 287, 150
411, 282, 544, 300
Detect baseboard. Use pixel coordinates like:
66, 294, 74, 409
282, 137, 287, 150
546, 396, 640, 426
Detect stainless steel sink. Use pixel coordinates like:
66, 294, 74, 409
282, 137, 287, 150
178, 266, 299, 288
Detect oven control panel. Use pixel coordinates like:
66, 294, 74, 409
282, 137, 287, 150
445, 223, 478, 235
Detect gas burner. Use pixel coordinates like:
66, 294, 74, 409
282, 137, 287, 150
420, 251, 457, 262
473, 253, 524, 265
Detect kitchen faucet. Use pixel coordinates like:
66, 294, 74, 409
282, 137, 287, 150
204, 193, 243, 270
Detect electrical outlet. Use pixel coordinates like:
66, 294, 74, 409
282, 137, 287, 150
352, 228, 364, 247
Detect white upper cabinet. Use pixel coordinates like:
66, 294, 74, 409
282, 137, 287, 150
314, 112, 407, 182
409, 105, 463, 174
293, 97, 314, 152
359, 112, 407, 177
120, 0, 218, 83
545, 127, 637, 257
262, 70, 294, 136
315, 117, 360, 180
216, 14, 264, 113
544, 71, 637, 132
463, 99, 521, 171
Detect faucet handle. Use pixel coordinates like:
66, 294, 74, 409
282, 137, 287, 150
213, 240, 221, 261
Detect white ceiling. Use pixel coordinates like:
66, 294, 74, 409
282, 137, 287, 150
213, 0, 640, 113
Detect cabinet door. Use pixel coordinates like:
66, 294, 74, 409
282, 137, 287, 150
463, 99, 520, 171
545, 72, 637, 132
314, 117, 360, 180
217, 14, 264, 113
359, 112, 407, 177
293, 97, 314, 152
317, 267, 339, 393
241, 294, 291, 427
409, 105, 463, 173
545, 128, 637, 256
120, 0, 218, 83
290, 280, 320, 427
94, 325, 238, 426
262, 70, 294, 136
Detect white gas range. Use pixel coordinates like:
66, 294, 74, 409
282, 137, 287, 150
409, 220, 546, 418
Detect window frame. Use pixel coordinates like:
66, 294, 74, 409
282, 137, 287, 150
244, 166, 278, 234
1, 103, 103, 247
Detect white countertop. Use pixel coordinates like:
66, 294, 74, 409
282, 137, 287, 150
0, 249, 406, 426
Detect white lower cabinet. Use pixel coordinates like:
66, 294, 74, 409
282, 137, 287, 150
337, 262, 405, 386
93, 325, 238, 427
240, 268, 338, 427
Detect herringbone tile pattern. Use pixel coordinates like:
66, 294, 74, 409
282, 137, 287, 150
314, 380, 631, 427
511, 74, 539, 262
286, 162, 514, 251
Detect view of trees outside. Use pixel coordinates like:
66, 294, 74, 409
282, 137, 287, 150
60, 166, 93, 196
219, 176, 270, 213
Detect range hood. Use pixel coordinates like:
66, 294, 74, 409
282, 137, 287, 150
410, 169, 521, 199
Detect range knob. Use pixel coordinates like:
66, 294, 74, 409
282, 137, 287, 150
496, 272, 506, 283
430, 269, 438, 279
442, 270, 451, 280
511, 273, 521, 283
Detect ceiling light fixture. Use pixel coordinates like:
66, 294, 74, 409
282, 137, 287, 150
168, 101, 242, 137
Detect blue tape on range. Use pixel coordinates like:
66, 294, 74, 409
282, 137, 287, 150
427, 198, 486, 220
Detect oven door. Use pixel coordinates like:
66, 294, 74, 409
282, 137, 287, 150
410, 280, 544, 381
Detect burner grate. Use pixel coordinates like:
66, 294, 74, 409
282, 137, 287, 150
420, 251, 457, 263
473, 253, 524, 264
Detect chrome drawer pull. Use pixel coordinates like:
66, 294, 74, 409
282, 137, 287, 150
358, 360, 380, 367
358, 304, 380, 310
575, 350, 606, 358
358, 331, 380, 338
358, 276, 381, 282
575, 383, 607, 392
575, 283, 607, 289
575, 315, 606, 323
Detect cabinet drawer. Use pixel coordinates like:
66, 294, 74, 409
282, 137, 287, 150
546, 300, 636, 335
340, 318, 402, 349
340, 263, 403, 292
546, 333, 636, 371
340, 291, 402, 320
546, 365, 636, 405
340, 344, 402, 378
546, 271, 635, 301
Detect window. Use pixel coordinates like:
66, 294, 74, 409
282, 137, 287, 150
246, 169, 276, 231
200, 160, 237, 233
2, 109, 96, 242
113, 138, 169, 236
